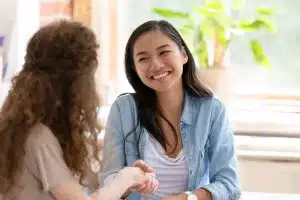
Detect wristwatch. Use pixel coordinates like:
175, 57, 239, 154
184, 191, 198, 200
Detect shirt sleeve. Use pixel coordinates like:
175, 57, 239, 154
201, 99, 241, 200
100, 98, 126, 186
25, 125, 74, 191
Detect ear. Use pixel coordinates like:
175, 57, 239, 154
181, 47, 188, 65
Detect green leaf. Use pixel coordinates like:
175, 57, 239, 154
235, 18, 275, 32
194, 44, 209, 68
194, 6, 219, 18
152, 7, 189, 19
178, 23, 195, 48
179, 24, 194, 33
199, 20, 215, 40
250, 40, 271, 68
192, 28, 209, 68
204, 1, 224, 11
216, 27, 228, 45
256, 7, 277, 16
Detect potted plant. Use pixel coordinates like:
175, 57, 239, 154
153, 0, 276, 102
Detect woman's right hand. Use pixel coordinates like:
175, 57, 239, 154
129, 160, 159, 195
119, 166, 149, 186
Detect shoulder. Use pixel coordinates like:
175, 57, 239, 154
106, 93, 139, 129
25, 123, 61, 153
113, 93, 136, 108
109, 93, 137, 116
190, 93, 225, 113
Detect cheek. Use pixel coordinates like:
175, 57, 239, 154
164, 57, 182, 72
163, 53, 182, 65
135, 67, 148, 80
162, 55, 173, 63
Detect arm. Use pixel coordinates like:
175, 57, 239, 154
162, 100, 241, 200
25, 125, 151, 200
199, 99, 241, 200
100, 100, 126, 183
51, 167, 149, 200
100, 97, 158, 197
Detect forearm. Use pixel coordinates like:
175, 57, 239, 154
192, 188, 212, 200
200, 182, 241, 200
92, 173, 133, 200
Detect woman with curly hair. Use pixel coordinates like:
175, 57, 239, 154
0, 20, 153, 200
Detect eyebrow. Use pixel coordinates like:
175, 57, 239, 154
135, 44, 171, 57
157, 44, 170, 50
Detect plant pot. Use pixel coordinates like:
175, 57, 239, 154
199, 67, 234, 104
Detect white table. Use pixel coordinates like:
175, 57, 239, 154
242, 192, 300, 200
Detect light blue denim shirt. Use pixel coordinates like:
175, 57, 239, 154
100, 91, 241, 200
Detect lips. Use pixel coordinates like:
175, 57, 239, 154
152, 72, 170, 80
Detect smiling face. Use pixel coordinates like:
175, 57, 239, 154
133, 30, 188, 93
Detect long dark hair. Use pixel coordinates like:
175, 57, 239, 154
124, 20, 212, 154
0, 20, 101, 198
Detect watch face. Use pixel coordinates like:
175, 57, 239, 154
187, 194, 198, 200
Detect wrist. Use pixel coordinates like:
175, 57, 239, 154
182, 191, 198, 200
119, 168, 136, 187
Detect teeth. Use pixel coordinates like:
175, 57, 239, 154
153, 72, 168, 80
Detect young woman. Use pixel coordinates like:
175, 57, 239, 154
0, 20, 153, 200
101, 20, 241, 200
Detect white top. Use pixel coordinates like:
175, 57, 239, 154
141, 135, 189, 200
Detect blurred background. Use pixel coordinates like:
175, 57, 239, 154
0, 0, 299, 198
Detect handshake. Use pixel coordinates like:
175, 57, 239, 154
120, 160, 159, 197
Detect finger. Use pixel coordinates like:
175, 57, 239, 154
153, 179, 159, 191
137, 161, 155, 173
148, 172, 157, 178
149, 177, 159, 193
129, 183, 146, 192
148, 178, 156, 193
133, 160, 155, 173
138, 183, 146, 190
140, 178, 152, 195
141, 176, 159, 194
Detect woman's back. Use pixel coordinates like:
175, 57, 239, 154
14, 123, 73, 200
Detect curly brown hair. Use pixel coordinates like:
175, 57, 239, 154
0, 20, 102, 196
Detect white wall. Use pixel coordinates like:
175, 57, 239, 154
0, 0, 40, 105
3, 0, 40, 81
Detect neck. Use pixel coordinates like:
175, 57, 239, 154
156, 85, 184, 123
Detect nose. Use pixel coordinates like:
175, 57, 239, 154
150, 56, 164, 71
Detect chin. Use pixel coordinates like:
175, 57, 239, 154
152, 85, 175, 93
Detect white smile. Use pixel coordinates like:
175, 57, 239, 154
152, 72, 169, 80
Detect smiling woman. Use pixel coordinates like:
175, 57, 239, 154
101, 20, 241, 200
132, 30, 188, 93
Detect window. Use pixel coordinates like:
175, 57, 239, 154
94, 0, 300, 137
227, 0, 300, 136
230, 0, 300, 95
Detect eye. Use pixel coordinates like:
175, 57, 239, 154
138, 57, 149, 62
160, 50, 170, 55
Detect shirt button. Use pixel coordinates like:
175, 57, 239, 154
189, 170, 193, 175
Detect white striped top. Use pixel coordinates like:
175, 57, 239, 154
141, 135, 189, 200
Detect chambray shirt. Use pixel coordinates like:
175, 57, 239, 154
100, 91, 241, 200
